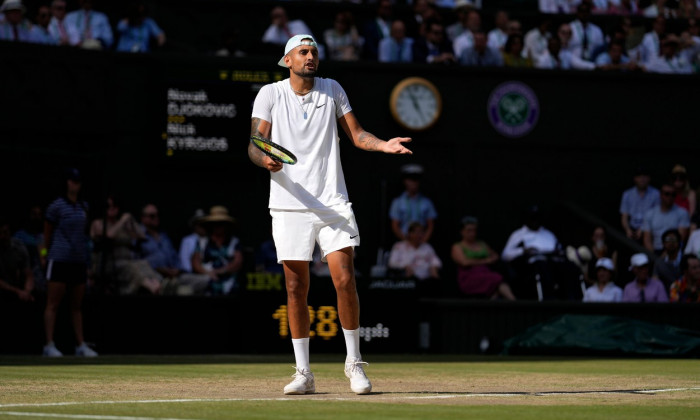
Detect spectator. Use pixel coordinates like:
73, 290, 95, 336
680, 19, 700, 70
643, 0, 675, 18
459, 30, 503, 66
487, 10, 509, 50
642, 182, 690, 253
620, 166, 660, 244
451, 216, 515, 300
522, 19, 551, 63
583, 258, 623, 302
48, 0, 78, 46
685, 227, 700, 258
64, 0, 114, 49
646, 34, 694, 73
501, 205, 581, 300
178, 209, 205, 273
412, 18, 455, 64
535, 35, 596, 70
677, 0, 699, 18
214, 28, 246, 58
595, 39, 637, 71
324, 11, 363, 61
388, 222, 442, 295
89, 195, 160, 295
0, 0, 32, 42
587, 225, 618, 282
502, 34, 533, 68
389, 164, 437, 243
191, 206, 243, 295
569, 3, 605, 61
261, 6, 313, 47
40, 168, 97, 357
13, 205, 46, 292
138, 203, 210, 295
361, 0, 393, 60
653, 229, 684, 287
446, 0, 472, 42
637, 16, 666, 64
669, 254, 700, 302
115, 1, 165, 53
378, 20, 413, 63
539, 0, 579, 14
0, 218, 35, 303
670, 164, 696, 216
452, 8, 481, 58
609, 0, 640, 15
622, 253, 669, 302
404, 0, 431, 39
590, 24, 627, 61
29, 4, 56, 44
557, 23, 574, 54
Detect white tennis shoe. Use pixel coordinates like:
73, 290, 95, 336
75, 343, 98, 357
42, 342, 63, 357
283, 367, 315, 395
345, 358, 372, 394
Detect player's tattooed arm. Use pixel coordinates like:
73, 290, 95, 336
338, 112, 412, 155
357, 131, 382, 151
249, 118, 282, 171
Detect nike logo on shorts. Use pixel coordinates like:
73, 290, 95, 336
350, 235, 359, 239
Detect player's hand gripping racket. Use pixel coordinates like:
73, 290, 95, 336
250, 135, 298, 165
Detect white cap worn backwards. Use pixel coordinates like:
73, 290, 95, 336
278, 34, 317, 67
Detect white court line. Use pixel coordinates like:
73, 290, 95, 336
0, 387, 698, 410
0, 412, 198, 420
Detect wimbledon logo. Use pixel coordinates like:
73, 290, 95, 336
487, 81, 539, 138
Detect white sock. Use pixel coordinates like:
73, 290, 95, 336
291, 338, 310, 371
342, 328, 361, 361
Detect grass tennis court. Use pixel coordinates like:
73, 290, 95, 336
1, 355, 699, 420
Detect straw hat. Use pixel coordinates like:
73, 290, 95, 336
202, 205, 235, 223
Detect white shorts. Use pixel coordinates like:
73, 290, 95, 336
270, 203, 360, 263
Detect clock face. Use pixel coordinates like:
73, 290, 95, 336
390, 77, 442, 131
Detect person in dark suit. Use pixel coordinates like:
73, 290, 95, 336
412, 19, 455, 65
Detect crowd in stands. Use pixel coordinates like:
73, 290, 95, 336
1, 0, 699, 73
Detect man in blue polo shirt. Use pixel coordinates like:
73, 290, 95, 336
620, 166, 660, 244
389, 164, 437, 244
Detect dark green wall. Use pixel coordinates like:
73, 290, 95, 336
1, 42, 698, 276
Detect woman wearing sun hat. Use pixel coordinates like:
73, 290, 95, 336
191, 206, 242, 296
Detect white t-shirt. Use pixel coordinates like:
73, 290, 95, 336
252, 77, 352, 210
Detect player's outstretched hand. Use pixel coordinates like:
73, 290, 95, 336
263, 156, 283, 172
383, 137, 413, 155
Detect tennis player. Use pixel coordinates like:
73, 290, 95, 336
249, 34, 412, 395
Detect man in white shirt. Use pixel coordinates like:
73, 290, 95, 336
487, 10, 509, 50
249, 35, 412, 396
645, 34, 694, 74
637, 16, 665, 64
568, 3, 605, 61
522, 19, 551, 62
452, 8, 481, 57
261, 6, 313, 46
502, 206, 581, 300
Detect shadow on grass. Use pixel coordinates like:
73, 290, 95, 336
0, 353, 641, 367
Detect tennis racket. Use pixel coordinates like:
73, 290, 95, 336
250, 135, 298, 165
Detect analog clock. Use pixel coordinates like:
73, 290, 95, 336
389, 77, 442, 131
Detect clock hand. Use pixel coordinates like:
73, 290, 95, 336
408, 92, 421, 113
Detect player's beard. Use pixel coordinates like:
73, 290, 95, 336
292, 65, 317, 79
